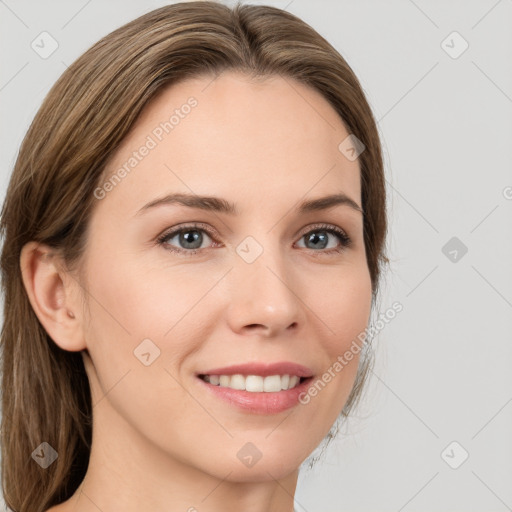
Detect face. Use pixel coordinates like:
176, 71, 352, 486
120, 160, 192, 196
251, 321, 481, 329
77, 71, 372, 481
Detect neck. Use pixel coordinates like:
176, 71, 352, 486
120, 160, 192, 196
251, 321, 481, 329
65, 394, 299, 512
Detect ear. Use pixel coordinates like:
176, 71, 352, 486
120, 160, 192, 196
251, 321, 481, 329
20, 241, 86, 352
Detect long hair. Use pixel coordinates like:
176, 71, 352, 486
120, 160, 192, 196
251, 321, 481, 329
0, 2, 387, 510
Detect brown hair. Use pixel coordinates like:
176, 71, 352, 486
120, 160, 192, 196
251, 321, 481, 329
0, 2, 387, 510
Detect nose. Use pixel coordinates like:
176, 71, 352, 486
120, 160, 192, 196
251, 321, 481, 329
224, 243, 305, 338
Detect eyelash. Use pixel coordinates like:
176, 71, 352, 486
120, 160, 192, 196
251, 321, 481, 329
156, 222, 352, 257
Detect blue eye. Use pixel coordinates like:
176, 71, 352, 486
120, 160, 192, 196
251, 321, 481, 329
156, 222, 352, 256
157, 223, 214, 254
297, 225, 352, 252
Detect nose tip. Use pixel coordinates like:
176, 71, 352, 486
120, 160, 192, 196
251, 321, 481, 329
225, 256, 303, 337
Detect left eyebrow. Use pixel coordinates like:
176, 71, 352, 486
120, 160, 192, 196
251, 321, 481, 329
135, 192, 363, 217
297, 193, 364, 215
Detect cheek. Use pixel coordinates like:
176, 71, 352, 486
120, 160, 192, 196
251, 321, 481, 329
306, 262, 373, 349
83, 245, 209, 340
298, 263, 373, 411
79, 252, 220, 455
80, 247, 227, 398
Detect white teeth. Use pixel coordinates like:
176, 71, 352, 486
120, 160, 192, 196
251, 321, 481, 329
263, 375, 282, 392
289, 375, 299, 389
201, 373, 304, 392
230, 374, 245, 390
245, 375, 263, 392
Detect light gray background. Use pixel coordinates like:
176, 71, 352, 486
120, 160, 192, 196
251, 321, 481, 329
1, 1, 511, 511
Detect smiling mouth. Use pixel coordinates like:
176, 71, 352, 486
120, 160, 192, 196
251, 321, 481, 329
198, 374, 310, 392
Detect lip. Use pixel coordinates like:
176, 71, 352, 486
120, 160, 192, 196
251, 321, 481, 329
196, 374, 314, 414
196, 361, 314, 378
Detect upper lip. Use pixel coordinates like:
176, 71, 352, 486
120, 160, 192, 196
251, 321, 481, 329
197, 362, 314, 378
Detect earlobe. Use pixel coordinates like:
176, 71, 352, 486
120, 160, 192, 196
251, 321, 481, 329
19, 241, 86, 352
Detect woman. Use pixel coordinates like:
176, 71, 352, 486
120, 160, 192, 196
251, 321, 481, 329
0, 2, 388, 511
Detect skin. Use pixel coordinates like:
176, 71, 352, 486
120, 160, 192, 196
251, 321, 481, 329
21, 71, 372, 512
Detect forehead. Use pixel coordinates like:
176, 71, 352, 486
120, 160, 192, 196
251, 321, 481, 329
96, 71, 361, 218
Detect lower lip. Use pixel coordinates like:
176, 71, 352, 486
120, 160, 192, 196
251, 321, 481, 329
196, 376, 314, 414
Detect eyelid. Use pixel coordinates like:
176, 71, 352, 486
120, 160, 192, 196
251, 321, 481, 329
156, 222, 217, 251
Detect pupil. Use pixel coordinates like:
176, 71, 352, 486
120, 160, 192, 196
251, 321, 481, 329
308, 232, 327, 249
181, 230, 201, 248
